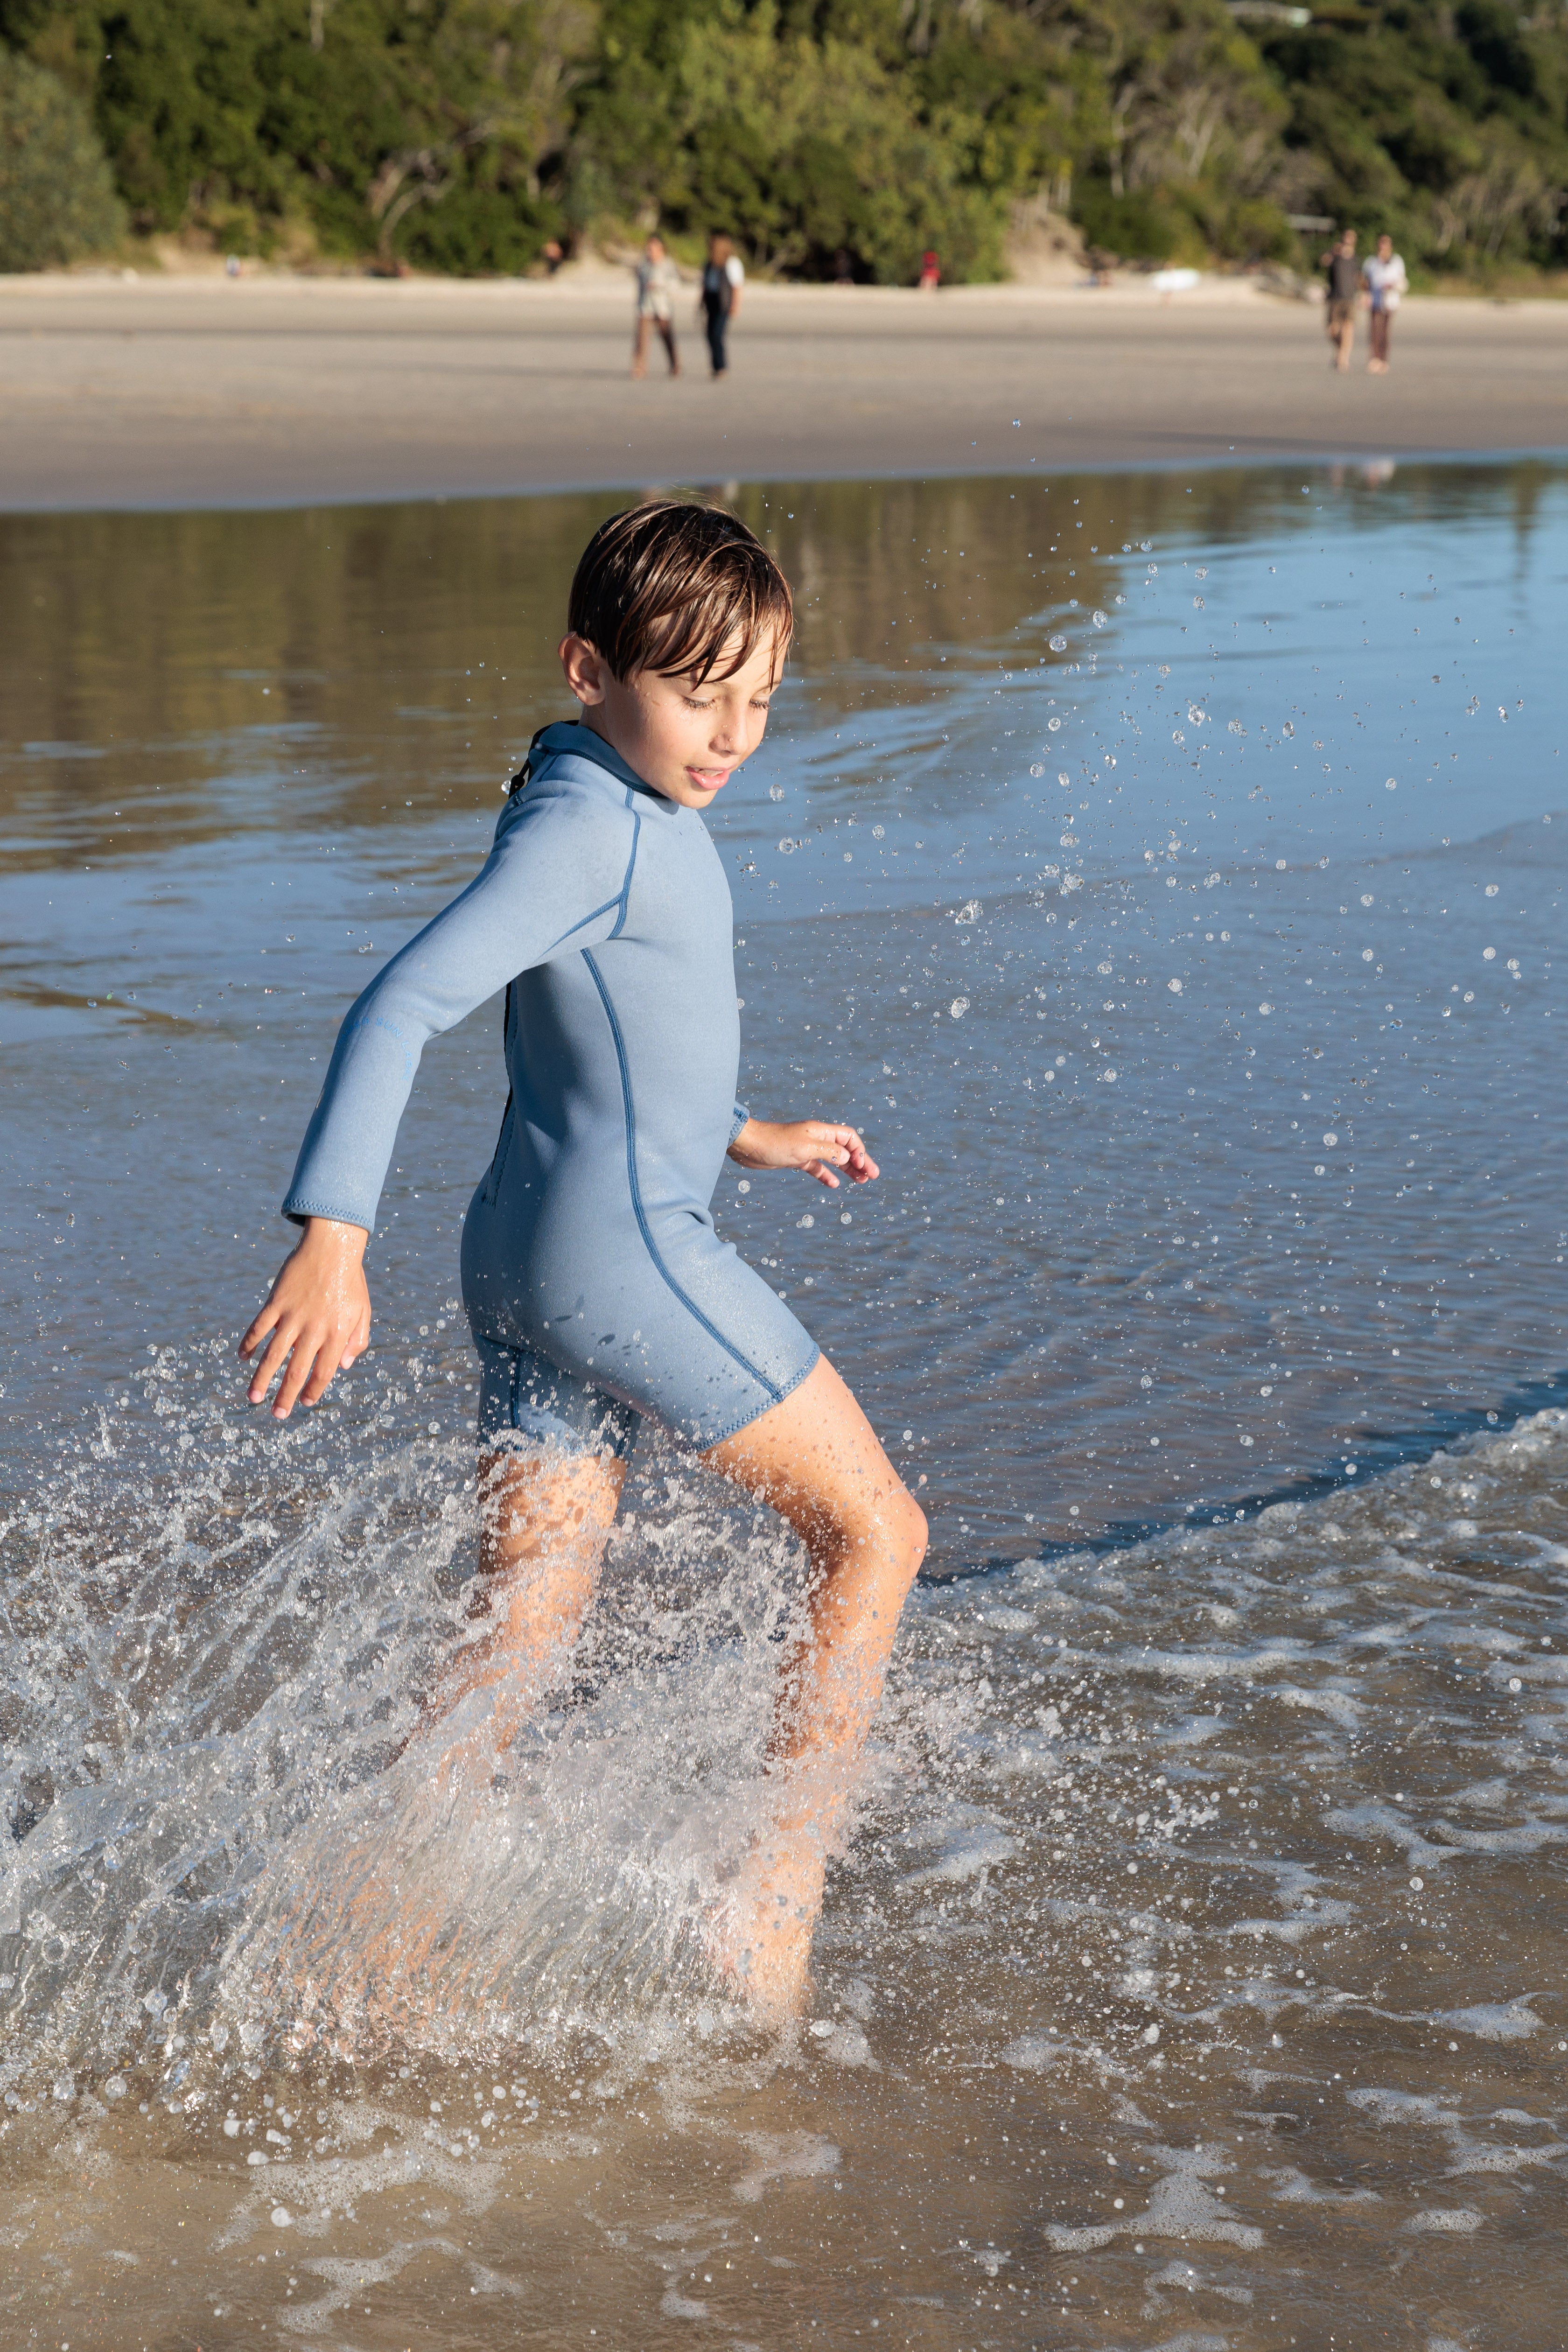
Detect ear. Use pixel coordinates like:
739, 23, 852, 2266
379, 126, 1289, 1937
560, 633, 609, 707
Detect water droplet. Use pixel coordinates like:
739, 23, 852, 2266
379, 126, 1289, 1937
1029, 762, 1044, 776
1049, 634, 1068, 652
1168, 978, 1183, 994
1091, 609, 1107, 628
950, 997, 970, 1019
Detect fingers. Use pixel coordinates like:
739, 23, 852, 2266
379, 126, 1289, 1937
238, 1297, 280, 1362
269, 1320, 350, 1418
803, 1123, 880, 1185
246, 1308, 370, 1418
246, 1318, 299, 1405
271, 1328, 323, 1419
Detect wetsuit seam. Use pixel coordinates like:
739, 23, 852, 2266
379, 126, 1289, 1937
548, 896, 623, 951
582, 949, 782, 1402
609, 795, 641, 940
700, 1342, 819, 1449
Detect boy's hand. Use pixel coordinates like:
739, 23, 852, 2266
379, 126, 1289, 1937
727, 1118, 879, 1190
239, 1217, 371, 1420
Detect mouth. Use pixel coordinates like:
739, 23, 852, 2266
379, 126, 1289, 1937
686, 767, 732, 792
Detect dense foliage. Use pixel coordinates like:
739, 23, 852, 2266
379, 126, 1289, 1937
1256, 0, 1568, 273
0, 0, 1564, 279
0, 45, 124, 269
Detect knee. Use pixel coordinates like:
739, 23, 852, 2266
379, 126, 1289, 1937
868, 1483, 926, 1596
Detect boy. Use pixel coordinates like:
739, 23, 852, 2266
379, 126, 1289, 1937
240, 500, 927, 2020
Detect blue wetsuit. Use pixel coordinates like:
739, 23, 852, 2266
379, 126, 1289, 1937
283, 722, 819, 1455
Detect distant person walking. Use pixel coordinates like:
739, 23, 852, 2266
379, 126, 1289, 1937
700, 233, 745, 378
631, 233, 681, 378
918, 248, 940, 291
1362, 233, 1407, 374
1322, 227, 1360, 371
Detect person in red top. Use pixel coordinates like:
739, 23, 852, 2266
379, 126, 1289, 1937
918, 248, 940, 291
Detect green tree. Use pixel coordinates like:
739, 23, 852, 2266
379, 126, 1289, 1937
0, 0, 589, 267
568, 0, 1007, 278
6, 0, 1568, 280
1252, 1, 1568, 273
0, 47, 125, 269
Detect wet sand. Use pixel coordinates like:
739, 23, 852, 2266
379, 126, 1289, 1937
1, 270, 1564, 510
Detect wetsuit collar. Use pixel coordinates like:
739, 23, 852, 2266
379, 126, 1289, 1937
530, 720, 673, 802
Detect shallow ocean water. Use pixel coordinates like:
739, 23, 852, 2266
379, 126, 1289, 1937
1, 463, 1565, 2348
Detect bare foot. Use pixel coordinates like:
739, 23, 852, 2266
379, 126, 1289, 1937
702, 1839, 825, 2024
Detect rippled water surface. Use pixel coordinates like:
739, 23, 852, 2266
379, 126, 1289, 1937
1, 464, 1565, 2349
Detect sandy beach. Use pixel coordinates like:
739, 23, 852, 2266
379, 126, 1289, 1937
2, 268, 1565, 510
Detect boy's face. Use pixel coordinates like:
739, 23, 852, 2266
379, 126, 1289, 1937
560, 628, 784, 809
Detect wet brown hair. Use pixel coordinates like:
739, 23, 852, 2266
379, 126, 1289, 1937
567, 499, 793, 685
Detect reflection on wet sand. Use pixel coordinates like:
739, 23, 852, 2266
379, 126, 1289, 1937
4, 460, 1561, 866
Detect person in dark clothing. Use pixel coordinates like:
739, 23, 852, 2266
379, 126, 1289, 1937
1321, 228, 1360, 372
700, 233, 744, 377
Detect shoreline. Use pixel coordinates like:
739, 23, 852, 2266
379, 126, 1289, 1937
3, 275, 1565, 512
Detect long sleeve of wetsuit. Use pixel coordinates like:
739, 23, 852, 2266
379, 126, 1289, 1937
282, 786, 639, 1236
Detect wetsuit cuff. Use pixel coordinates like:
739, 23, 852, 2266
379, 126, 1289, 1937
728, 1103, 750, 1148
281, 1195, 376, 1238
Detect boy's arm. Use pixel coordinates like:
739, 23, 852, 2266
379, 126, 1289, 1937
245, 794, 633, 1416
282, 795, 633, 1235
240, 1216, 369, 1419
728, 1117, 878, 1189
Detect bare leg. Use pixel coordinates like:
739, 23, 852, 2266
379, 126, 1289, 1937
699, 1353, 927, 2020
631, 316, 650, 378
280, 1447, 624, 2036
423, 1445, 626, 1780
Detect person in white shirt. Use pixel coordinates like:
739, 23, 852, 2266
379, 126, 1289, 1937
631, 234, 682, 378
1362, 235, 1407, 375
